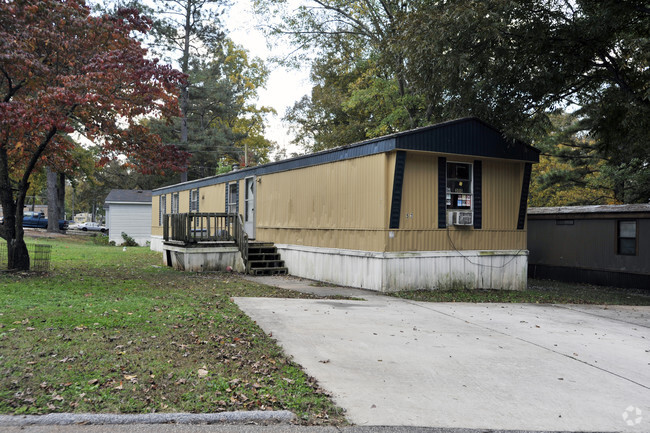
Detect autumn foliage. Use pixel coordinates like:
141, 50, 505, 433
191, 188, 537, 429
0, 0, 188, 269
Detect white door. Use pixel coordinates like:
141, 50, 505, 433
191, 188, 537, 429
244, 177, 255, 239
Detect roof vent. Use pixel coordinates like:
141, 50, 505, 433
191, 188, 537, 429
232, 164, 239, 171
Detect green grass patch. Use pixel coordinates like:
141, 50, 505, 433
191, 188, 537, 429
389, 278, 650, 305
0, 235, 345, 424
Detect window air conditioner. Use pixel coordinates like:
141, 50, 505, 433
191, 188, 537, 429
451, 211, 473, 226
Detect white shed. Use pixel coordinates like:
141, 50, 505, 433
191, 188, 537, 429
104, 189, 152, 246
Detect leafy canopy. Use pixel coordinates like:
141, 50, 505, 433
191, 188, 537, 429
0, 0, 188, 177
258, 0, 650, 203
0, 0, 188, 268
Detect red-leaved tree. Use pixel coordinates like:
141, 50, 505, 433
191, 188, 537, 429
0, 0, 188, 270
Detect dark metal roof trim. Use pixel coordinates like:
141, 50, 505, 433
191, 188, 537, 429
153, 117, 539, 196
529, 204, 650, 215
395, 118, 539, 162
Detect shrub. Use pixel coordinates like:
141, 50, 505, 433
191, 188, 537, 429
92, 234, 110, 246
121, 232, 139, 247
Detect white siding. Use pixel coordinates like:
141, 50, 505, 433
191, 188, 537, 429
107, 203, 152, 246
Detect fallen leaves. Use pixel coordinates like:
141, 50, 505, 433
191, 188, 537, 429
0, 252, 345, 425
123, 374, 137, 383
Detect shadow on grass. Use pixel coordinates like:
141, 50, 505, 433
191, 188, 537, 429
389, 278, 650, 305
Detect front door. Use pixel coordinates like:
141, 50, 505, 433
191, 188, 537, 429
244, 176, 255, 239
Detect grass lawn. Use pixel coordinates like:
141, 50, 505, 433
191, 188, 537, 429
0, 234, 345, 424
390, 278, 650, 305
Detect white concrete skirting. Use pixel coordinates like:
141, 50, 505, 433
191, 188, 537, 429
162, 244, 245, 273
275, 244, 528, 292
150, 235, 164, 252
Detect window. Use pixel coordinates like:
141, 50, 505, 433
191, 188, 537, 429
617, 220, 637, 255
190, 189, 199, 212
171, 192, 179, 214
159, 195, 166, 226
227, 183, 238, 215
446, 162, 473, 210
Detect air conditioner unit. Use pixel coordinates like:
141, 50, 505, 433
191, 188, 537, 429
451, 211, 473, 226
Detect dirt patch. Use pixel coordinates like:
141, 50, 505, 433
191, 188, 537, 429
23, 229, 69, 239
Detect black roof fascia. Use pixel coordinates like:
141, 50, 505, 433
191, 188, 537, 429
395, 118, 540, 162
153, 117, 539, 196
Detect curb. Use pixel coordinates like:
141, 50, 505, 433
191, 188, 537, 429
0, 410, 296, 426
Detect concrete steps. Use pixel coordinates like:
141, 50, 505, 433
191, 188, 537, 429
246, 242, 287, 276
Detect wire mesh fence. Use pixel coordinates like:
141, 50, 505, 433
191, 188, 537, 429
0, 242, 52, 272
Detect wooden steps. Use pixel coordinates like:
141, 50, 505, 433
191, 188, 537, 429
246, 242, 287, 276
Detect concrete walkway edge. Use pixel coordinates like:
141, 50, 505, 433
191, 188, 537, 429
0, 411, 296, 426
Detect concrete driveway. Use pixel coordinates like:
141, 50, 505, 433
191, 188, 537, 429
235, 290, 650, 432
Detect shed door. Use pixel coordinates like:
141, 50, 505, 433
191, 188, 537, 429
244, 177, 255, 239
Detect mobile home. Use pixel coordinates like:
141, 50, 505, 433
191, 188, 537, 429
151, 117, 539, 292
528, 204, 650, 289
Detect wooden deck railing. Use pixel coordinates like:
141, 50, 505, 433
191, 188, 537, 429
163, 212, 248, 260
234, 213, 248, 262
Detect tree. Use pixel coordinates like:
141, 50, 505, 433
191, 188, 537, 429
399, 1, 649, 203
400, 1, 649, 141
0, 0, 187, 270
285, 43, 386, 152
150, 39, 276, 179
263, 0, 650, 202
256, 0, 423, 151
145, 0, 227, 181
529, 112, 618, 207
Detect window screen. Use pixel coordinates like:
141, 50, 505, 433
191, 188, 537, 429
159, 195, 166, 226
190, 189, 199, 212
617, 220, 637, 255
171, 192, 179, 214
228, 183, 238, 215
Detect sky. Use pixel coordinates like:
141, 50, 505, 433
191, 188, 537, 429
224, 0, 312, 157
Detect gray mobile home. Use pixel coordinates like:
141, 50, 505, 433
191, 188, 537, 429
528, 205, 650, 289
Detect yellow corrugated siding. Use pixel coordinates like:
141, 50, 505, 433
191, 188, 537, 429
386, 229, 526, 251
398, 153, 439, 231
150, 153, 528, 252
258, 228, 386, 251
385, 154, 526, 252
200, 184, 225, 213
151, 195, 162, 236
482, 160, 522, 230
178, 190, 189, 213
255, 154, 389, 250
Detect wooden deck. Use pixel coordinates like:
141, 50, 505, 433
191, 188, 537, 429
162, 213, 286, 275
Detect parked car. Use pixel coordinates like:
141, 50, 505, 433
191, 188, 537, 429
21, 211, 68, 230
76, 221, 107, 232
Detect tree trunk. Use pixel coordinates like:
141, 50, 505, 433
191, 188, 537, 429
7, 199, 30, 271
179, 0, 191, 184
46, 167, 60, 232
0, 148, 29, 270
57, 172, 65, 220
8, 237, 29, 271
